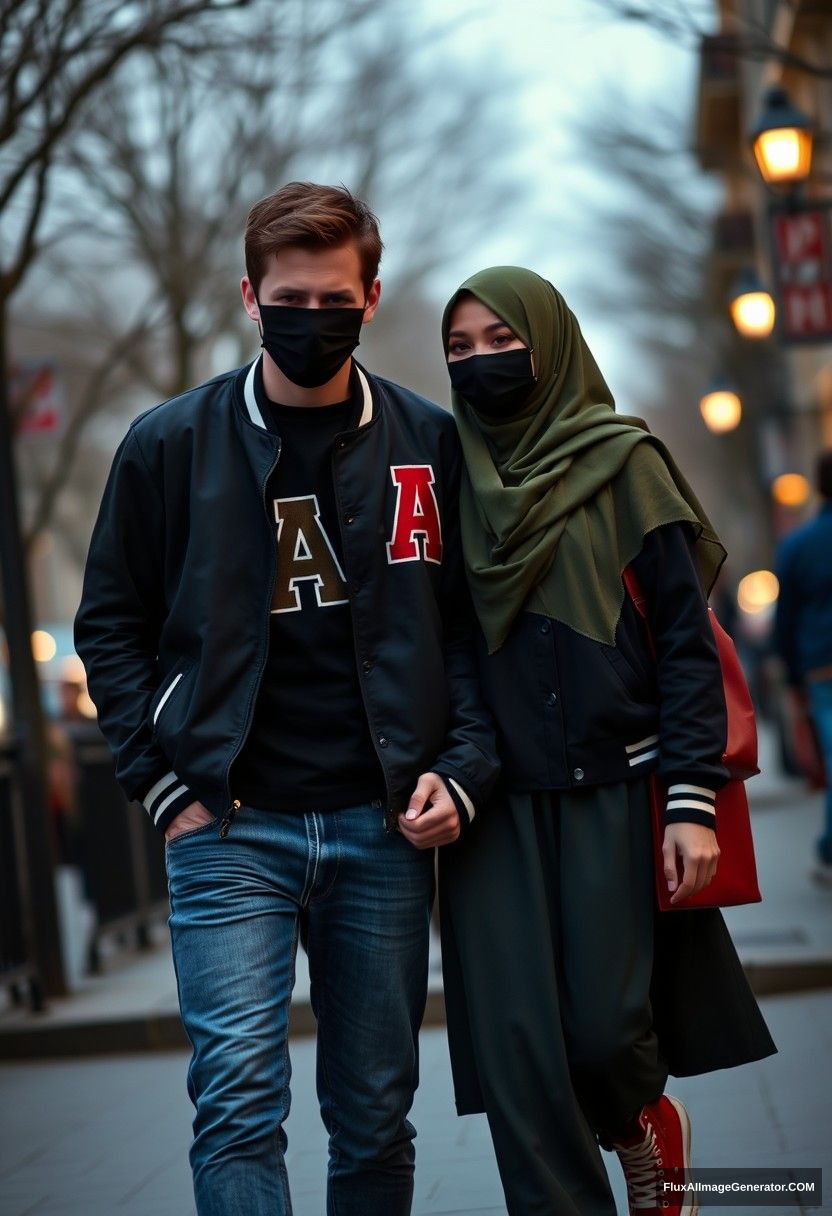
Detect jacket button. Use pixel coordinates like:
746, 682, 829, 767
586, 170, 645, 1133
573, 767, 584, 781
344, 513, 354, 524
546, 691, 558, 706
378, 736, 389, 747
362, 660, 372, 673
539, 620, 550, 634
338, 439, 347, 449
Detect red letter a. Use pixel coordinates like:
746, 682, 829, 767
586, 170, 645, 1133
386, 465, 443, 565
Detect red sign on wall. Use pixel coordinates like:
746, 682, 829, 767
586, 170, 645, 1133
9, 359, 64, 435
771, 205, 832, 343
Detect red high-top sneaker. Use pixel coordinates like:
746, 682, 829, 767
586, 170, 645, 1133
610, 1095, 697, 1216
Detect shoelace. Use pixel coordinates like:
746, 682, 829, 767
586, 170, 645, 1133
616, 1123, 664, 1210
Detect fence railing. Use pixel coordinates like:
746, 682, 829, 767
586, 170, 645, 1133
70, 723, 169, 971
0, 738, 43, 1011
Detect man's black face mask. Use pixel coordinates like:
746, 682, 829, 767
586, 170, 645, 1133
447, 347, 537, 418
258, 302, 365, 388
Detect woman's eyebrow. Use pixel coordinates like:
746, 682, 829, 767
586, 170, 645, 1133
448, 320, 512, 338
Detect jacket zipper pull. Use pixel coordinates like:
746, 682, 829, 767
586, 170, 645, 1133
219, 799, 241, 839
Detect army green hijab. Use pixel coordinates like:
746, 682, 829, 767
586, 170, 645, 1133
441, 266, 725, 654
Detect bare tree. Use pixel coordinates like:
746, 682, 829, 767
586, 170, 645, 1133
587, 0, 832, 78
14, 4, 523, 561
0, 0, 288, 998
0, 0, 267, 305
569, 88, 787, 571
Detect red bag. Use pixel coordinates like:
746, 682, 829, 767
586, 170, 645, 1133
623, 566, 762, 911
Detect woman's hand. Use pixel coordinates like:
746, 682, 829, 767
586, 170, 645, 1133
662, 822, 720, 905
398, 773, 461, 848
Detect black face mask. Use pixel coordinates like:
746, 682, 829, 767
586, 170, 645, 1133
258, 303, 364, 388
447, 347, 537, 418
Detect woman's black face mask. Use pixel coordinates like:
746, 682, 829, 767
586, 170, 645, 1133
447, 347, 537, 418
258, 302, 365, 388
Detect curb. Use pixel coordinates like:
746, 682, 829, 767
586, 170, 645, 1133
2, 969, 831, 1061
0, 989, 450, 1061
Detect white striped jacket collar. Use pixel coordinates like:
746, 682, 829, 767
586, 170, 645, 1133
242, 355, 373, 432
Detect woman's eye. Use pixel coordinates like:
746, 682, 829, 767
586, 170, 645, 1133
449, 342, 469, 355
493, 333, 513, 346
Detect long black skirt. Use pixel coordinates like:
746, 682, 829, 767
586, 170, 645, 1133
438, 779, 777, 1216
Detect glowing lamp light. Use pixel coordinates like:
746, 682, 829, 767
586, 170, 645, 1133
32, 630, 57, 662
751, 87, 813, 186
700, 384, 742, 433
729, 270, 775, 339
772, 473, 811, 508
737, 570, 779, 614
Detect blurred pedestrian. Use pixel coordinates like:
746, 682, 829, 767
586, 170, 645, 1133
437, 267, 776, 1216
74, 183, 498, 1216
774, 449, 832, 886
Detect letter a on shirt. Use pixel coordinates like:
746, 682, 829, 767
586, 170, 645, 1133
386, 465, 443, 565
272, 495, 348, 612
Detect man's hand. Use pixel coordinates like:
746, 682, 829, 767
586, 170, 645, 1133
398, 773, 460, 849
662, 822, 720, 905
164, 800, 215, 842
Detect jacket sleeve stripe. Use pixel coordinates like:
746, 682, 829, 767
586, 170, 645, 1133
668, 782, 716, 801
152, 782, 191, 825
628, 747, 660, 766
666, 798, 716, 815
448, 777, 476, 824
144, 771, 178, 815
626, 733, 660, 754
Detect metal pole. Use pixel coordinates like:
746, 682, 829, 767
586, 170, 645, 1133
0, 301, 67, 998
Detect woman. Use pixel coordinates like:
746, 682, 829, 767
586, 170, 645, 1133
438, 266, 776, 1216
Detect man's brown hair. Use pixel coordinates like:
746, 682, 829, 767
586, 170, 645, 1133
245, 182, 383, 296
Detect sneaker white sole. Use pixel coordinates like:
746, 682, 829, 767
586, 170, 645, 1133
667, 1096, 698, 1216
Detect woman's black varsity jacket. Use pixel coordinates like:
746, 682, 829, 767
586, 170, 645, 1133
475, 522, 729, 828
74, 357, 500, 835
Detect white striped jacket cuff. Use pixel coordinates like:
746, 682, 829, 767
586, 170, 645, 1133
448, 777, 476, 825
664, 783, 716, 829
143, 771, 196, 834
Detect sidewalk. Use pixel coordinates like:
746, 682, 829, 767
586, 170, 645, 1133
1, 990, 830, 1216
723, 725, 832, 990
1, 723, 830, 1059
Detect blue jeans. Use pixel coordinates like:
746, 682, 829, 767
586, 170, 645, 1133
807, 678, 832, 864
164, 802, 435, 1216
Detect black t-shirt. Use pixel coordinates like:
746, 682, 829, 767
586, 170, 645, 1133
232, 363, 385, 811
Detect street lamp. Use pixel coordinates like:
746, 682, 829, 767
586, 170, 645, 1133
772, 472, 811, 507
737, 569, 779, 614
750, 86, 814, 186
729, 269, 776, 339
700, 382, 742, 433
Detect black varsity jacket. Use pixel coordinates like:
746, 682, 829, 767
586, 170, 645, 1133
74, 357, 500, 835
475, 522, 729, 828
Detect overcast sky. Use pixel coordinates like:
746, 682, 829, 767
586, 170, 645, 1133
413, 0, 712, 398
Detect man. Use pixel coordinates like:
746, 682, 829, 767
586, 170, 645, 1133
774, 448, 832, 886
74, 182, 499, 1216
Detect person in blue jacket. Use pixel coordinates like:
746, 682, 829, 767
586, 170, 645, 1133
774, 448, 832, 885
